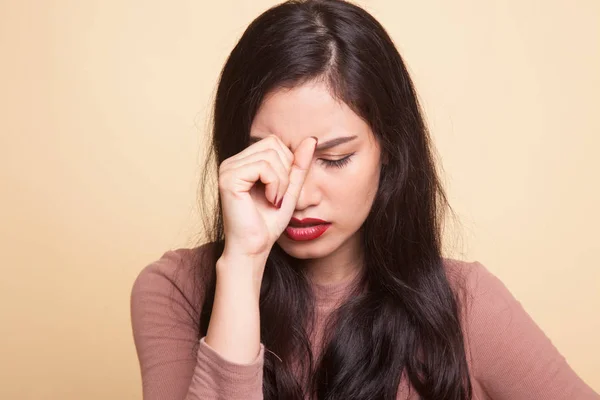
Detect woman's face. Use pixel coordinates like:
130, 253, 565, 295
250, 81, 382, 264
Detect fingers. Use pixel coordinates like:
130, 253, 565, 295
219, 159, 280, 205
226, 149, 290, 206
280, 136, 318, 210
233, 135, 293, 172
220, 135, 294, 206
219, 134, 317, 209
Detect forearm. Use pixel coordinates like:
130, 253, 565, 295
204, 253, 267, 364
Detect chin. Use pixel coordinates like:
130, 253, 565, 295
276, 237, 333, 260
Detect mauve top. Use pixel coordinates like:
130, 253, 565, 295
130, 247, 599, 399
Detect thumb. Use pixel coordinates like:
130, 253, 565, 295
281, 136, 318, 209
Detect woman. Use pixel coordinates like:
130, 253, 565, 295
130, 0, 598, 399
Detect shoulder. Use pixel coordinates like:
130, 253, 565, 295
132, 247, 200, 299
440, 263, 598, 397
443, 257, 524, 317
440, 259, 518, 373
442, 258, 508, 304
442, 257, 491, 287
442, 258, 518, 330
130, 244, 216, 322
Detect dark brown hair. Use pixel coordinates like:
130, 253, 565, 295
196, 1, 472, 398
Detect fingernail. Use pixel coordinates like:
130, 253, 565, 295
276, 196, 283, 209
273, 195, 278, 207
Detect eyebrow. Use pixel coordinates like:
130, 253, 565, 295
248, 135, 358, 151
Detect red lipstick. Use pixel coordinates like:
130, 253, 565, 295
284, 218, 331, 241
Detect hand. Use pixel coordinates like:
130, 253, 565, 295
218, 135, 317, 261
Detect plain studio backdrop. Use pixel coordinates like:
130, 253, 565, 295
1, 0, 598, 398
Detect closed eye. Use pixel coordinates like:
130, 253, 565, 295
319, 154, 354, 169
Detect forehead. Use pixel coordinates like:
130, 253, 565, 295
250, 81, 371, 145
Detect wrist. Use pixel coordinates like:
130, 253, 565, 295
216, 252, 268, 294
218, 248, 269, 270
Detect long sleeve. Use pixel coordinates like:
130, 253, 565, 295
130, 249, 265, 400
463, 261, 599, 399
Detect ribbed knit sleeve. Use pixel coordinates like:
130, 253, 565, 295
461, 261, 598, 399
130, 249, 265, 400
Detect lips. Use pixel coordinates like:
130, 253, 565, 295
288, 217, 329, 227
285, 218, 331, 241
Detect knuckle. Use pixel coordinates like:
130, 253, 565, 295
269, 135, 283, 148
265, 148, 278, 159
218, 168, 230, 181
217, 174, 228, 189
267, 148, 283, 162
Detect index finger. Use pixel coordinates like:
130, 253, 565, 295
280, 136, 318, 210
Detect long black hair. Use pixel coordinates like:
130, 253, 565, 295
195, 1, 472, 399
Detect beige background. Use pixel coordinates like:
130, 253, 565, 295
1, 0, 598, 398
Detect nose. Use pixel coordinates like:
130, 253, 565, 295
294, 167, 322, 211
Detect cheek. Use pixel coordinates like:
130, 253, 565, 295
351, 162, 380, 206
347, 156, 381, 195
326, 164, 380, 215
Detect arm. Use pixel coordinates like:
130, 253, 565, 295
464, 262, 599, 399
204, 252, 267, 365
130, 249, 265, 400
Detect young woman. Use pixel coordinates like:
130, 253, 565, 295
130, 1, 599, 399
